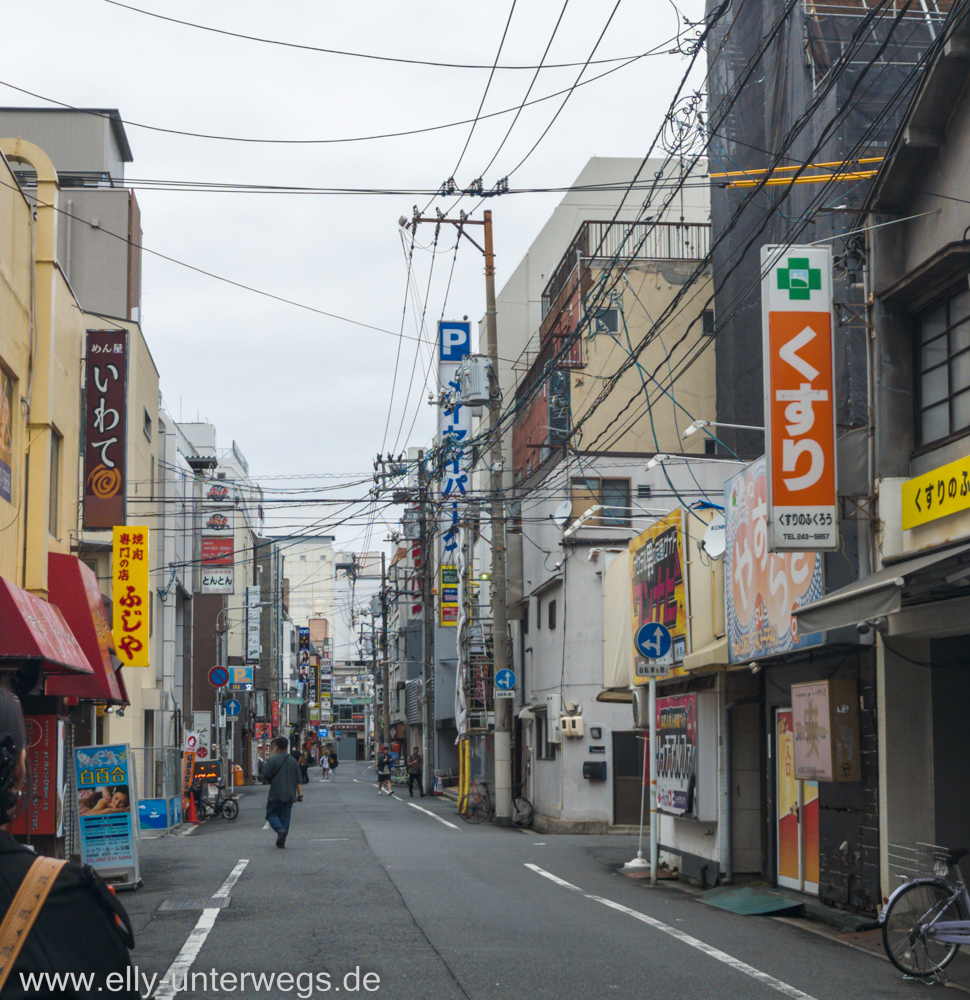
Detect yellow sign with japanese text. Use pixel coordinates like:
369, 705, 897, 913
901, 455, 970, 530
113, 526, 150, 667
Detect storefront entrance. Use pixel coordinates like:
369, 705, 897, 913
613, 730, 645, 826
775, 708, 819, 893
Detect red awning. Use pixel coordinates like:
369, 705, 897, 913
0, 577, 95, 676
46, 554, 126, 704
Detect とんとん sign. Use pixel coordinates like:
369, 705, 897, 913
761, 246, 838, 552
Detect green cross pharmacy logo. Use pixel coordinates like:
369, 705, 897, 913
776, 257, 821, 301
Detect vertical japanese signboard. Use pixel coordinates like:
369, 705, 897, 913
83, 330, 128, 528
655, 694, 695, 815
630, 510, 686, 682
437, 321, 472, 562
75, 743, 139, 884
440, 565, 459, 626
271, 699, 280, 732
112, 525, 149, 667
201, 492, 234, 594
298, 626, 310, 669
761, 246, 838, 551
10, 716, 63, 837
725, 458, 823, 661
0, 367, 13, 503
246, 585, 261, 663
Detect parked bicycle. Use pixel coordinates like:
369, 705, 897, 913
459, 780, 533, 828
194, 779, 239, 821
881, 843, 970, 979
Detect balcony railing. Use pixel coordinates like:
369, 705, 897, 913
541, 220, 711, 318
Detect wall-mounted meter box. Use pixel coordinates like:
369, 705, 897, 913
559, 716, 584, 738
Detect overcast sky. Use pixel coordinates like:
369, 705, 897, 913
5, 0, 705, 549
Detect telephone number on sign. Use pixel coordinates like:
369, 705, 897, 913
784, 533, 832, 541
777, 512, 833, 527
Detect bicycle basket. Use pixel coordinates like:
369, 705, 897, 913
887, 843, 958, 884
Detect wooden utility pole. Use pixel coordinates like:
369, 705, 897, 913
405, 210, 511, 822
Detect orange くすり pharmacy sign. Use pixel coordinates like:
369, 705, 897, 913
761, 246, 838, 552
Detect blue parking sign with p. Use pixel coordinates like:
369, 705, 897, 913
439, 321, 471, 362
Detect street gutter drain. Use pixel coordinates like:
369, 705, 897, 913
158, 896, 230, 911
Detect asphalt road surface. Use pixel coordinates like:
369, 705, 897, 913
122, 761, 943, 1000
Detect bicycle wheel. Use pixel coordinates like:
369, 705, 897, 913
221, 798, 239, 821
882, 880, 965, 977
512, 795, 534, 828
462, 789, 490, 824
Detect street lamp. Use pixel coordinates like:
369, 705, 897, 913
682, 419, 765, 439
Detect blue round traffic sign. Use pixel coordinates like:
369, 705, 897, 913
224, 698, 242, 718
495, 668, 516, 690
636, 622, 672, 659
208, 665, 229, 688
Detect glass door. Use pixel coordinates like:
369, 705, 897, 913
776, 708, 819, 893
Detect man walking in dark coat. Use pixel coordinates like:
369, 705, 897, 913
262, 736, 303, 848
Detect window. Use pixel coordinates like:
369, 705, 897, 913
522, 603, 529, 635
548, 599, 557, 630
48, 432, 60, 536
535, 711, 556, 760
536, 598, 541, 629
591, 306, 619, 336
143, 407, 152, 441
704, 438, 717, 456
918, 288, 970, 446
702, 309, 715, 336
338, 704, 352, 722
570, 476, 631, 527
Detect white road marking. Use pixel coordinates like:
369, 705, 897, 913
175, 823, 200, 837
524, 863, 582, 891
587, 894, 821, 1000
407, 801, 460, 830
153, 860, 249, 1000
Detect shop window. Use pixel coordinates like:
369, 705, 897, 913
918, 286, 970, 446
570, 476, 630, 526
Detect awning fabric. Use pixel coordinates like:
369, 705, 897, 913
0, 577, 95, 676
46, 554, 126, 703
792, 541, 970, 633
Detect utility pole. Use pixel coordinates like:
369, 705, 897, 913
381, 550, 390, 748
418, 451, 436, 793
403, 208, 510, 821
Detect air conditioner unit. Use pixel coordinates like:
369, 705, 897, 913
559, 715, 584, 738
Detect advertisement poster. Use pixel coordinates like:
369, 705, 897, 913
0, 366, 12, 503
10, 715, 63, 837
75, 744, 140, 883
761, 246, 838, 551
200, 536, 234, 594
83, 330, 128, 528
655, 694, 695, 815
631, 510, 686, 681
791, 682, 832, 781
112, 525, 150, 667
725, 458, 823, 662
776, 710, 819, 891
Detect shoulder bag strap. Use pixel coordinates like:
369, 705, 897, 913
0, 855, 68, 992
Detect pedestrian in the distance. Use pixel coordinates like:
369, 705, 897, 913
407, 748, 424, 798
327, 746, 339, 781
320, 751, 330, 781
298, 748, 310, 784
262, 736, 303, 848
376, 746, 394, 796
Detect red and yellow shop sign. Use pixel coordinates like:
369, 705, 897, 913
113, 525, 150, 666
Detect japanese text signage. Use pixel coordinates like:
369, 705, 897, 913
246, 586, 261, 663
75, 743, 139, 884
202, 491, 234, 594
83, 330, 128, 528
112, 525, 150, 667
437, 321, 472, 561
10, 716, 63, 837
761, 246, 838, 551
630, 510, 686, 683
440, 564, 459, 626
901, 453, 970, 530
655, 694, 695, 815
725, 458, 823, 661
298, 626, 310, 667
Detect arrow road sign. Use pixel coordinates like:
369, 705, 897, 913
224, 699, 242, 718
208, 666, 229, 688
495, 668, 516, 690
636, 622, 672, 659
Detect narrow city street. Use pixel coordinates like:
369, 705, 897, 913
123, 764, 943, 1000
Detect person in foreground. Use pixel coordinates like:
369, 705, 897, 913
262, 736, 303, 848
0, 684, 137, 999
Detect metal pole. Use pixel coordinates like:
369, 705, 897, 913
419, 451, 435, 794
649, 675, 658, 886
381, 550, 390, 748
484, 210, 511, 825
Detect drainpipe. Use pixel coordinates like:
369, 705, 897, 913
720, 694, 761, 885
